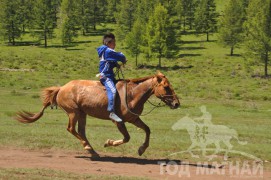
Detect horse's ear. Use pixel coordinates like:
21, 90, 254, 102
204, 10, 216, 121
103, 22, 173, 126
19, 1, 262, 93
156, 70, 162, 76
156, 71, 165, 77
156, 74, 163, 83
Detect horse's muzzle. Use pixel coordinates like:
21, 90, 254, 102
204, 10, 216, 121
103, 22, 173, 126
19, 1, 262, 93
171, 101, 180, 109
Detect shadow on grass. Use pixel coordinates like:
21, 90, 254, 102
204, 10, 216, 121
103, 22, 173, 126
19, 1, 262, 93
65, 48, 84, 51
44, 44, 83, 50
7, 41, 41, 46
7, 40, 91, 48
85, 28, 114, 36
181, 31, 201, 35
180, 47, 205, 50
226, 54, 242, 57
73, 40, 92, 44
137, 64, 193, 70
180, 40, 204, 44
44, 45, 70, 48
179, 54, 201, 58
76, 155, 219, 169
251, 74, 271, 79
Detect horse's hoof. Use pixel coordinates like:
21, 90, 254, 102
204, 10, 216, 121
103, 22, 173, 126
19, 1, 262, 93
84, 145, 92, 150
90, 153, 100, 159
84, 147, 99, 157
104, 139, 114, 147
104, 139, 110, 147
138, 146, 146, 156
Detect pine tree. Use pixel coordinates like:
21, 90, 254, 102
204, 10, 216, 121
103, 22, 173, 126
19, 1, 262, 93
175, 0, 196, 32
194, 0, 218, 41
218, 0, 244, 56
134, 0, 157, 24
244, 0, 271, 77
78, 0, 112, 34
58, 0, 79, 45
34, 0, 58, 47
79, 0, 88, 35
175, 0, 184, 28
144, 4, 176, 68
86, 0, 107, 31
114, 0, 137, 41
79, 0, 95, 34
125, 19, 144, 67
52, 0, 61, 28
17, 0, 35, 32
0, 0, 22, 45
242, 0, 249, 9
187, 0, 196, 30
106, 0, 120, 22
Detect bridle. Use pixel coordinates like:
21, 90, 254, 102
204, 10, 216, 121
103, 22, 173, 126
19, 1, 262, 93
115, 65, 177, 116
123, 75, 177, 116
154, 84, 178, 99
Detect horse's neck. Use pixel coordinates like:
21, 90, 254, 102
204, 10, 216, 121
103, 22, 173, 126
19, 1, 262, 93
129, 78, 155, 106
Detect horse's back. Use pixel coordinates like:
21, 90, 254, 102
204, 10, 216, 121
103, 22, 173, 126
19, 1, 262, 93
63, 79, 103, 87
56, 80, 104, 106
62, 79, 128, 88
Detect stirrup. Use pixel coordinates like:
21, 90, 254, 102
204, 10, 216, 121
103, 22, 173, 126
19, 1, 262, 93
109, 112, 122, 122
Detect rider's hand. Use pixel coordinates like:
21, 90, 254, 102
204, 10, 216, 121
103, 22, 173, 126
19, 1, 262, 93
116, 63, 121, 68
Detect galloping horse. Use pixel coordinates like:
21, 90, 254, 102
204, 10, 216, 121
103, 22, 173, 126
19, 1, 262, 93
16, 71, 180, 157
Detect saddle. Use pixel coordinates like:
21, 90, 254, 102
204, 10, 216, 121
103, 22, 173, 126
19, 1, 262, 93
92, 79, 135, 93
92, 80, 122, 91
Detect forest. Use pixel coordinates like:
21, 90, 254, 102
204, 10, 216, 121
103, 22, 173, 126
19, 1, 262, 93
0, 0, 270, 75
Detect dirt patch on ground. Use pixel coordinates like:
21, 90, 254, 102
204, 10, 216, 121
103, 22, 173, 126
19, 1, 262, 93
0, 148, 270, 179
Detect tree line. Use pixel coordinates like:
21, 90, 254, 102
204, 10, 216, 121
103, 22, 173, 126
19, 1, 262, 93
0, 0, 270, 76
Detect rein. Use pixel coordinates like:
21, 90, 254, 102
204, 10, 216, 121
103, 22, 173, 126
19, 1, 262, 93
123, 80, 164, 116
115, 64, 125, 80
115, 66, 164, 116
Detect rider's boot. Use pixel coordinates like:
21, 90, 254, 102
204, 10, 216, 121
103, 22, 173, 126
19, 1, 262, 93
109, 93, 122, 122
109, 112, 122, 122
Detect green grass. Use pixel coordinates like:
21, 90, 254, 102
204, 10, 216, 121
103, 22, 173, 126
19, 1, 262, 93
1, 88, 270, 162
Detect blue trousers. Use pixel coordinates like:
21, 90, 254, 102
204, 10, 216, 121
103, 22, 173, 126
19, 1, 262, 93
100, 77, 117, 112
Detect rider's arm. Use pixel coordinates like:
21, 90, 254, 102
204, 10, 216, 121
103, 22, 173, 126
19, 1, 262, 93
104, 49, 126, 63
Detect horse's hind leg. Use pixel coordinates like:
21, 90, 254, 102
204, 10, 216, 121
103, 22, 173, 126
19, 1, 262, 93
131, 118, 150, 156
77, 113, 99, 156
104, 121, 130, 147
67, 111, 98, 156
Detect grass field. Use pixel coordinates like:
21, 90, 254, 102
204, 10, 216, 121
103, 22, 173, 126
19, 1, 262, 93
1, 15, 271, 179
1, 88, 271, 159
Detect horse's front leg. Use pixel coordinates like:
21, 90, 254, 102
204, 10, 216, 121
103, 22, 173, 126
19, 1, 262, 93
104, 121, 130, 147
131, 117, 151, 156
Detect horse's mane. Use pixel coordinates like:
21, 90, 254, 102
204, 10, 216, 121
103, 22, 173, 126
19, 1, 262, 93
117, 72, 166, 85
124, 75, 155, 84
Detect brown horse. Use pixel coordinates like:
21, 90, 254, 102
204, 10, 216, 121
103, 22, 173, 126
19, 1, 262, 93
16, 71, 180, 157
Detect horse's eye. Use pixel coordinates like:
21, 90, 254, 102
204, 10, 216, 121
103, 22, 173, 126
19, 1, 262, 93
164, 86, 170, 91
165, 83, 170, 88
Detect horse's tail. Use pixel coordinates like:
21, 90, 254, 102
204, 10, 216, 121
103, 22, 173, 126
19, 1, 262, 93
15, 86, 60, 123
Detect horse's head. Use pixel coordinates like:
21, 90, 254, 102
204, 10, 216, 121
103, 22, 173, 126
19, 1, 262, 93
153, 72, 180, 109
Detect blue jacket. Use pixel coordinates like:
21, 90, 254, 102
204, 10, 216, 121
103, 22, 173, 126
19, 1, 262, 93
97, 45, 126, 79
